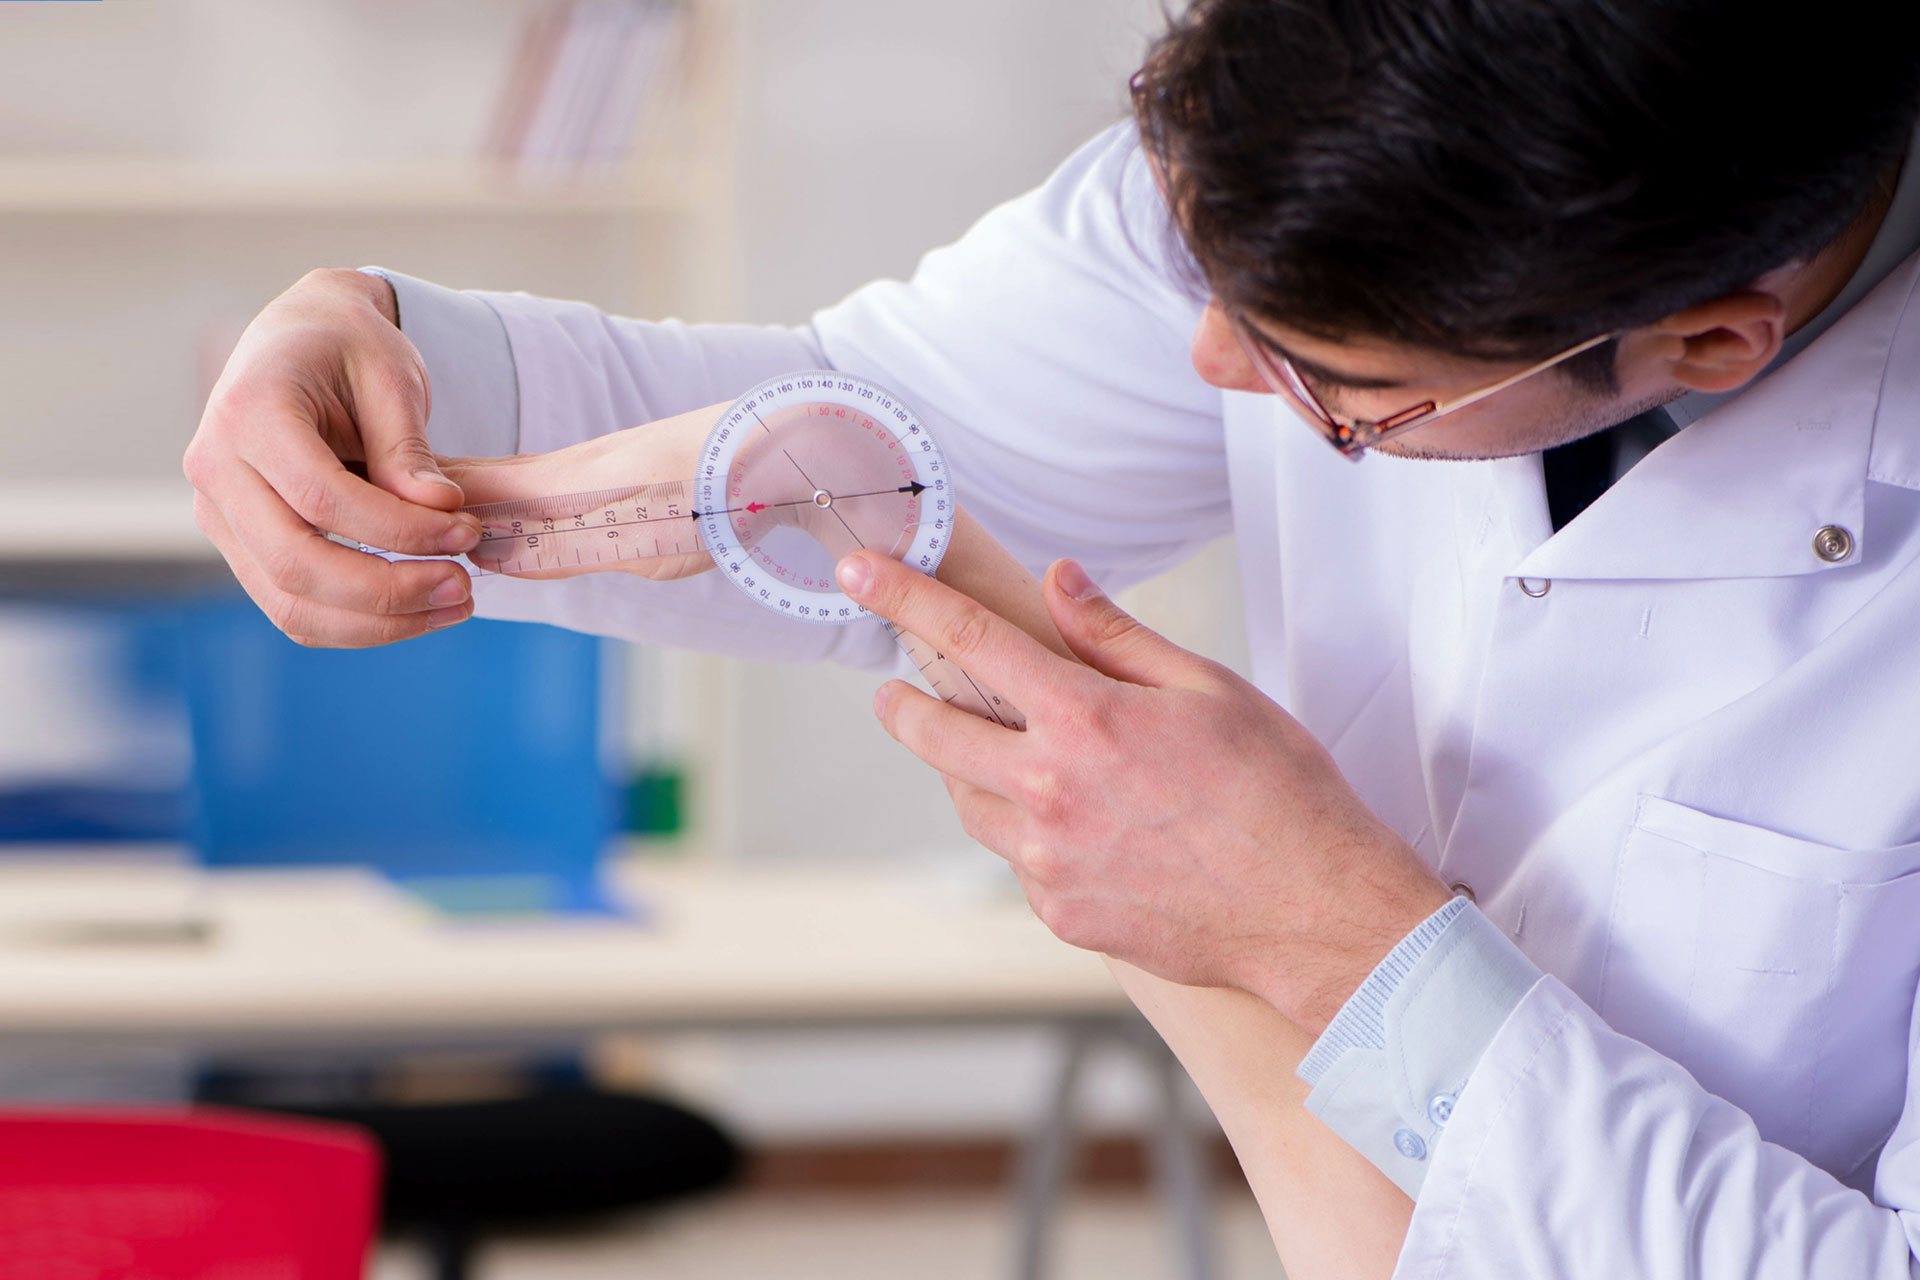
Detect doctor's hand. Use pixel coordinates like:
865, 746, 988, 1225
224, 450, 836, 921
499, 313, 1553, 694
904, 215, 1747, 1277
836, 549, 1454, 1036
184, 268, 484, 648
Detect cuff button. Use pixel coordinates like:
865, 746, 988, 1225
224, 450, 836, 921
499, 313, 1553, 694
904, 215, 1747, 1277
1393, 1129, 1428, 1161
1428, 1092, 1457, 1126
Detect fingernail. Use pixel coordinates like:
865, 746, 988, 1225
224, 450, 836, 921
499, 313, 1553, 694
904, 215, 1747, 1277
1057, 558, 1103, 600
427, 605, 468, 630
441, 519, 481, 554
873, 683, 890, 721
429, 577, 468, 608
836, 555, 871, 597
414, 468, 462, 490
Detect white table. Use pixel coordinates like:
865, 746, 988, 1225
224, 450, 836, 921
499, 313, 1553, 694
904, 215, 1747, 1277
0, 852, 1215, 1280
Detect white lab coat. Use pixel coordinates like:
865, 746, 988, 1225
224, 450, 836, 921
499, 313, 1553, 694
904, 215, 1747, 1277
443, 123, 1920, 1274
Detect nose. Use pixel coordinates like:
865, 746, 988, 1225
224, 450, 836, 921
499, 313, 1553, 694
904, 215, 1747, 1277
1191, 302, 1268, 394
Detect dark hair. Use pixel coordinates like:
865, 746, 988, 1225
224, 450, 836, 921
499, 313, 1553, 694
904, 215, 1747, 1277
1131, 0, 1920, 389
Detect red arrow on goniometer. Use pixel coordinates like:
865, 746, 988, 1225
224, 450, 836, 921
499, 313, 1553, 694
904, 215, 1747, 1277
745, 502, 767, 514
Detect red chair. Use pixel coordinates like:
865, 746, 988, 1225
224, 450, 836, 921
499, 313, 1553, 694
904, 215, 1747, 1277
0, 1106, 380, 1280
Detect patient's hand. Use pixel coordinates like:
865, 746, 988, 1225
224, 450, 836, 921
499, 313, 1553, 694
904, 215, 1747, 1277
435, 402, 726, 584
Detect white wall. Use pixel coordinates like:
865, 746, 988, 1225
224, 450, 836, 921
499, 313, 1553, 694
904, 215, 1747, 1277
734, 0, 1173, 326
686, 0, 1243, 1141
0, 0, 1239, 1140
718, 0, 1229, 873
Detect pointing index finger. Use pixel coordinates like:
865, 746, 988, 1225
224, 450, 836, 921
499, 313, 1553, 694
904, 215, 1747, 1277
836, 550, 1068, 718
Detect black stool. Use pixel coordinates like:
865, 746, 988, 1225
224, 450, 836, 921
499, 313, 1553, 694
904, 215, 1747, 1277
201, 1077, 741, 1280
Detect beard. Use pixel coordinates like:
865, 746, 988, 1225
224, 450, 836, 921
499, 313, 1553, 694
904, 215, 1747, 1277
1370, 385, 1686, 462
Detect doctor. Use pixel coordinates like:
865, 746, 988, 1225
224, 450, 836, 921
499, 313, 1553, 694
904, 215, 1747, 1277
184, 0, 1920, 1275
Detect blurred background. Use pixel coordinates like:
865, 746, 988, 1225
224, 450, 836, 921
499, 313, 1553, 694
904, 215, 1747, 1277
0, 1, 1266, 1277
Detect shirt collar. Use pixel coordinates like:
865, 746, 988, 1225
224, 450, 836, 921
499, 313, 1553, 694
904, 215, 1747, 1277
1511, 245, 1920, 582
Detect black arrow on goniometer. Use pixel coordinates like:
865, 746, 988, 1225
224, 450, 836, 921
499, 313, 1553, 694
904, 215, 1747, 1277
692, 482, 929, 521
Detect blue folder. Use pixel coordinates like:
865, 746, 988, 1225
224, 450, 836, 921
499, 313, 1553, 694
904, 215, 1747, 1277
178, 595, 622, 914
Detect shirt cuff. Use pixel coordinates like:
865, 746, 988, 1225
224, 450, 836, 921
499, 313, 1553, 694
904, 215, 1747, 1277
358, 266, 520, 459
1295, 897, 1543, 1198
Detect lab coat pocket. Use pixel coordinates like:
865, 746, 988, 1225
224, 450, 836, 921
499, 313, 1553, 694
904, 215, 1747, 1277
1598, 794, 1920, 1177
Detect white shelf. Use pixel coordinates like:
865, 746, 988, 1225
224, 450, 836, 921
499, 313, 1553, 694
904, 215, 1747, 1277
0, 155, 716, 215
1, 481, 215, 562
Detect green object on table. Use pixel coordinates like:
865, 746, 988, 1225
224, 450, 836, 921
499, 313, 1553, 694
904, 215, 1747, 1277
622, 766, 684, 836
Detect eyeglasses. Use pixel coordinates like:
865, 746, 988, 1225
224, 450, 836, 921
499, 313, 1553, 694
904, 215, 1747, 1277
1227, 313, 1618, 459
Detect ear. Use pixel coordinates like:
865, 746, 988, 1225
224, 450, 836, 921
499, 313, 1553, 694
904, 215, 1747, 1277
1644, 263, 1799, 395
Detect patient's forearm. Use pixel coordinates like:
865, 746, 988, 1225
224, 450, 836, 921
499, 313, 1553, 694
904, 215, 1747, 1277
440, 406, 1413, 1277
1106, 964, 1412, 1280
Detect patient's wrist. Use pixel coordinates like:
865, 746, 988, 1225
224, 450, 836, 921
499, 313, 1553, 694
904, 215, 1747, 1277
439, 402, 717, 506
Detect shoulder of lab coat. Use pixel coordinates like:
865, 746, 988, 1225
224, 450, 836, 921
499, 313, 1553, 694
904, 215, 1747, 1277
361, 121, 1225, 666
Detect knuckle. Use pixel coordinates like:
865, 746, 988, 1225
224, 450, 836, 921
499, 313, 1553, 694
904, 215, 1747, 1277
1019, 836, 1063, 886
1091, 608, 1146, 649
289, 473, 342, 532
858, 561, 903, 614
1015, 766, 1069, 822
941, 604, 994, 661
375, 434, 435, 477
374, 613, 432, 650
296, 266, 360, 301
205, 365, 271, 424
1036, 894, 1093, 949
898, 699, 941, 754
258, 540, 316, 597
367, 572, 410, 619
265, 595, 310, 641
181, 443, 215, 490
329, 620, 401, 651
362, 361, 430, 434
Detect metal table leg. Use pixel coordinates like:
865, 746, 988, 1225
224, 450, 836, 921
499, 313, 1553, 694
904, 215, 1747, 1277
1010, 1019, 1216, 1280
1141, 1030, 1215, 1280
1011, 1021, 1096, 1280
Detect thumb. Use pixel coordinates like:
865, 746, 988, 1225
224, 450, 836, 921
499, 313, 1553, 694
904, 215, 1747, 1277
349, 343, 465, 512
1044, 559, 1194, 687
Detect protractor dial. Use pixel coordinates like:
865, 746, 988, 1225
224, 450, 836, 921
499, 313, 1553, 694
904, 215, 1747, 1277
696, 373, 953, 624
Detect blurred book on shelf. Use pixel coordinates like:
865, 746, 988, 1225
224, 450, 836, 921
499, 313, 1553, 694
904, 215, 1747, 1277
485, 0, 692, 179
